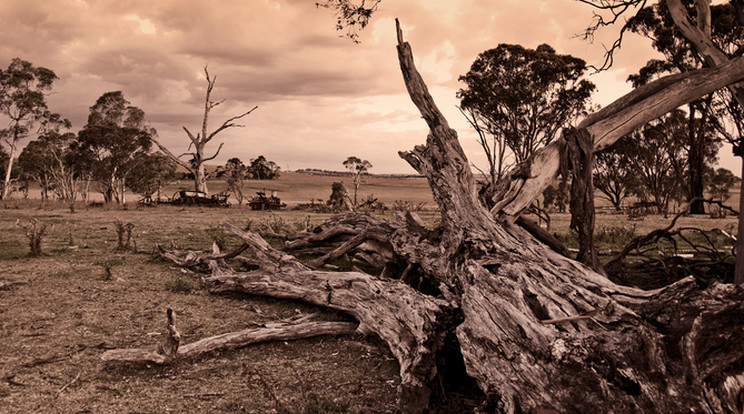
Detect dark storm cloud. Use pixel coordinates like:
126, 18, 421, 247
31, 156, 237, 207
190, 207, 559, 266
0, 0, 685, 174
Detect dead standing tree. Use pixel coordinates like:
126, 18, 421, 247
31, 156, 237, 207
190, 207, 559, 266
140, 21, 744, 413
152, 67, 257, 195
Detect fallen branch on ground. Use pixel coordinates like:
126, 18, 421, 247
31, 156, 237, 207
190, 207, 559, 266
101, 308, 358, 364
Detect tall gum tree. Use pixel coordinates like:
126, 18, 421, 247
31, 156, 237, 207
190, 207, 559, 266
0, 58, 62, 199
76, 91, 154, 205
152, 67, 257, 195
457, 43, 595, 194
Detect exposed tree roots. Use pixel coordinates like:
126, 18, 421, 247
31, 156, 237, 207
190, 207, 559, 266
108, 20, 744, 413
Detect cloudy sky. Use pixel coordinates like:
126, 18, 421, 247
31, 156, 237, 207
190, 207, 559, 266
1, 0, 737, 174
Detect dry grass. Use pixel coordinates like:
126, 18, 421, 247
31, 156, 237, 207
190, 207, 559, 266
0, 203, 400, 414
0, 173, 739, 413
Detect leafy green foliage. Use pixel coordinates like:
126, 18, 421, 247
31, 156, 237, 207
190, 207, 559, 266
594, 135, 640, 210
328, 181, 347, 210
315, 0, 381, 43
343, 156, 371, 208
625, 110, 689, 213
127, 152, 178, 201
708, 167, 737, 202
248, 155, 281, 180
542, 182, 568, 213
17, 130, 81, 201
217, 157, 249, 204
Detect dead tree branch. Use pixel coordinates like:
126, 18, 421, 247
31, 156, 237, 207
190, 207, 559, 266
102, 308, 358, 364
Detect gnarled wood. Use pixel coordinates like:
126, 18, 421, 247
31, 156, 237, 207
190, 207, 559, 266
146, 20, 744, 413
207, 223, 455, 413
102, 309, 357, 364
492, 56, 744, 218
394, 20, 744, 412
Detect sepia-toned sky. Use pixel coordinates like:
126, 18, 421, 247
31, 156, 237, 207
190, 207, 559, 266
1, 0, 737, 174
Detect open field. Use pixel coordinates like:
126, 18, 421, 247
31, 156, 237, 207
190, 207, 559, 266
0, 204, 406, 413
0, 173, 740, 413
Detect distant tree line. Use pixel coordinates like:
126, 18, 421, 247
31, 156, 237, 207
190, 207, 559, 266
214, 156, 280, 205
453, 15, 740, 217
0, 59, 276, 205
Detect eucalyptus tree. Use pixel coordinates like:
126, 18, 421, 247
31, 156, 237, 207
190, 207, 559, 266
623, 1, 740, 213
248, 155, 280, 180
593, 135, 639, 210
457, 43, 595, 192
219, 157, 249, 205
126, 152, 178, 203
343, 155, 372, 208
0, 58, 64, 199
76, 91, 154, 205
627, 110, 689, 213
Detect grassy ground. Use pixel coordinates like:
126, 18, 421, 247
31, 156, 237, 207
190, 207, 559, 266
0, 174, 739, 413
0, 204, 402, 414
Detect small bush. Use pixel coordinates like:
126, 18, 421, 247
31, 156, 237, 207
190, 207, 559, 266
94, 258, 125, 281
166, 276, 194, 294
18, 219, 50, 256
113, 219, 135, 251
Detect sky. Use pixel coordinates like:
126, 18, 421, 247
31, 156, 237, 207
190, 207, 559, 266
0, 0, 739, 175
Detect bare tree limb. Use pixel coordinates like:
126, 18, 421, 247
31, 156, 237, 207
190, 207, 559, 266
492, 55, 744, 218
205, 105, 259, 143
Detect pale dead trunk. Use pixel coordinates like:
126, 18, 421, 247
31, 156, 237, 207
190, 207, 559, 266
135, 19, 744, 414
1, 136, 18, 200
195, 162, 208, 194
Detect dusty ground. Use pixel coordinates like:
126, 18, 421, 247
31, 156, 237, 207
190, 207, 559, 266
0, 204, 403, 414
0, 175, 738, 413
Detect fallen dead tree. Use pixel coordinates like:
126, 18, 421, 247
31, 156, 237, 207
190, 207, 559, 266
156, 223, 456, 412
141, 20, 744, 413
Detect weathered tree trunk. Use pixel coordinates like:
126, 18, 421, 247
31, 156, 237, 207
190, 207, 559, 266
147, 20, 744, 413
152, 67, 257, 196
564, 127, 603, 273
209, 223, 454, 412
102, 308, 357, 364
392, 21, 744, 412
1, 132, 18, 200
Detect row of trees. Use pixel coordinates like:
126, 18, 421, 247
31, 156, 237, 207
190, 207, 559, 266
593, 111, 736, 213
0, 61, 279, 205
7, 90, 158, 205
215, 155, 280, 204
456, 3, 741, 217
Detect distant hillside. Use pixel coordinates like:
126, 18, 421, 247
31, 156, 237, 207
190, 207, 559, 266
293, 168, 423, 179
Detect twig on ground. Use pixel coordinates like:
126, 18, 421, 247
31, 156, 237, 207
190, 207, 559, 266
57, 372, 81, 395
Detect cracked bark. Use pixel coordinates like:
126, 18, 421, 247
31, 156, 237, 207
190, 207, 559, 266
149, 20, 744, 413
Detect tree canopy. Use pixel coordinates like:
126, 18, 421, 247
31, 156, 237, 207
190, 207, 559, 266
76, 91, 154, 204
457, 43, 595, 191
0, 58, 64, 199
